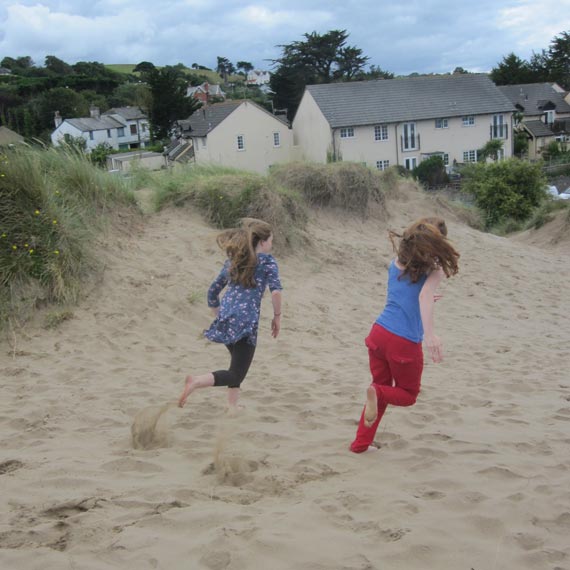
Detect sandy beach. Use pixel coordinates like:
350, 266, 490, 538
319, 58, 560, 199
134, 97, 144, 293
1, 186, 570, 570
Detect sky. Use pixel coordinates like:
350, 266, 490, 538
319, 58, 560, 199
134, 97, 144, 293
0, 0, 569, 76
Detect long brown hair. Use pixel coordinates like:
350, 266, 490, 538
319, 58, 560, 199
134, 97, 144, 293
389, 219, 459, 283
216, 219, 272, 288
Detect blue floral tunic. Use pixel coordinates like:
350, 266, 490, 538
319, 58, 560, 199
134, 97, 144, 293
204, 253, 282, 346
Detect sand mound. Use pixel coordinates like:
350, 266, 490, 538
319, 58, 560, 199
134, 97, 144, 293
512, 209, 570, 252
1, 187, 570, 569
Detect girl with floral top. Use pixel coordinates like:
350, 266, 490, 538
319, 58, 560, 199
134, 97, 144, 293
178, 219, 283, 411
350, 217, 459, 453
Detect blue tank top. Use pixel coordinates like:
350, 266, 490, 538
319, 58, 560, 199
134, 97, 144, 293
376, 260, 427, 343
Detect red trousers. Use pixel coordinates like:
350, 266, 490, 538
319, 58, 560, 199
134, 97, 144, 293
350, 324, 424, 453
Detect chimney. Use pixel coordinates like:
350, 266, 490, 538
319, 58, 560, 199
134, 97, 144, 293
89, 106, 100, 119
54, 111, 63, 128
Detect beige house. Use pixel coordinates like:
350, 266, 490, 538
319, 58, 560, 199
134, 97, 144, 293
175, 100, 293, 174
293, 74, 516, 171
498, 83, 570, 160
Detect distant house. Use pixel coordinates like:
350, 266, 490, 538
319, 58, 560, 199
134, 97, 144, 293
107, 150, 165, 173
186, 82, 225, 105
498, 82, 570, 159
173, 100, 292, 174
51, 106, 150, 152
293, 74, 516, 170
247, 70, 271, 86
0, 125, 25, 146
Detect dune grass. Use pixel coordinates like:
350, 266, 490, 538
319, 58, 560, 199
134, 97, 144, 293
0, 146, 136, 327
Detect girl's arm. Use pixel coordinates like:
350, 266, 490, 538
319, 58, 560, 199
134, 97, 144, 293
207, 264, 229, 315
271, 290, 282, 338
419, 267, 445, 363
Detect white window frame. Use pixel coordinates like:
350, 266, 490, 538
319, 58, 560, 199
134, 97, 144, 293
237, 134, 245, 151
117, 127, 125, 137
443, 153, 449, 166
463, 150, 477, 162
496, 148, 505, 161
404, 157, 417, 170
435, 118, 448, 129
376, 160, 390, 171
545, 110, 555, 124
89, 131, 94, 140
402, 122, 417, 151
340, 127, 354, 139
492, 114, 506, 139
462, 116, 475, 127
273, 132, 281, 147
374, 125, 388, 141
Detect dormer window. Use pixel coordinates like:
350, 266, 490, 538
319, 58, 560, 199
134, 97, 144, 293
545, 110, 555, 125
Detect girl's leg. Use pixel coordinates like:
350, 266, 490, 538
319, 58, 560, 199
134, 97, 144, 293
178, 373, 215, 407
177, 345, 233, 408
350, 345, 392, 453
212, 338, 256, 409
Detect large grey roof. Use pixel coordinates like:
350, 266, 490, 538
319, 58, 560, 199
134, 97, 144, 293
103, 106, 147, 120
66, 116, 124, 132
304, 74, 515, 128
498, 83, 570, 115
180, 100, 287, 137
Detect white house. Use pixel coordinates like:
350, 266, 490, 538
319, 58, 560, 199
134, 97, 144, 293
174, 100, 292, 174
293, 74, 516, 171
247, 70, 271, 86
51, 106, 150, 152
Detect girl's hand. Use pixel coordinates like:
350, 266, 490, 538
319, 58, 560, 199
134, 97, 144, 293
271, 315, 281, 338
424, 334, 443, 363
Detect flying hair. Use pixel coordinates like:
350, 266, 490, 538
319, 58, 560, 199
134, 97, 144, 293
389, 219, 459, 283
216, 219, 272, 288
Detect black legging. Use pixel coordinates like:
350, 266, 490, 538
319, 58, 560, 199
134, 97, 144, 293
212, 337, 256, 388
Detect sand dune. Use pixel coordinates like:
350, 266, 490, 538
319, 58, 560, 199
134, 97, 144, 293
1, 187, 570, 570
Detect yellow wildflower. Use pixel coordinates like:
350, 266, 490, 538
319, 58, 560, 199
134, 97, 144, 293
12, 245, 17, 250
53, 250, 60, 255
35, 209, 40, 215
52, 220, 58, 225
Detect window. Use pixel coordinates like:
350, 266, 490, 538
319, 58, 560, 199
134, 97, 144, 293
202, 138, 207, 148
118, 143, 129, 151
376, 160, 390, 171
404, 157, 417, 170
463, 150, 477, 162
107, 129, 111, 138
435, 118, 448, 129
492, 114, 507, 139
142, 123, 148, 132
89, 131, 94, 140
117, 127, 125, 137
273, 132, 280, 147
443, 153, 449, 166
545, 110, 555, 124
130, 124, 137, 135
402, 122, 417, 150
374, 125, 388, 141
496, 148, 505, 161
237, 135, 245, 150
462, 116, 475, 126
340, 127, 354, 138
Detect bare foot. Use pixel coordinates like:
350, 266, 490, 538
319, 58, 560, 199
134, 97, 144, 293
178, 376, 195, 408
364, 385, 378, 427
226, 404, 245, 417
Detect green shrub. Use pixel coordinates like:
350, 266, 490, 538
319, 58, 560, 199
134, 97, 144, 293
412, 156, 449, 187
461, 159, 546, 228
526, 199, 570, 229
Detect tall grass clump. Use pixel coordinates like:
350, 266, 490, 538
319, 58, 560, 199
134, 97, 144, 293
152, 164, 307, 249
0, 146, 135, 326
270, 162, 388, 214
525, 198, 570, 230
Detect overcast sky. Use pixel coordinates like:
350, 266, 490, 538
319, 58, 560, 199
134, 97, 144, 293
1, 0, 569, 75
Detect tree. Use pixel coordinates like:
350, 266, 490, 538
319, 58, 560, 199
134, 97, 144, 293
478, 139, 504, 162
355, 64, 394, 81
546, 30, 570, 89
453, 66, 469, 74
462, 159, 546, 227
143, 66, 202, 140
236, 61, 254, 78
216, 57, 235, 83
270, 29, 371, 119
108, 82, 151, 109
45, 55, 72, 75
30, 87, 90, 132
413, 156, 449, 187
490, 53, 533, 85
133, 61, 156, 75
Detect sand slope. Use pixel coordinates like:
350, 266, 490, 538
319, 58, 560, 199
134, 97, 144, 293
1, 189, 570, 570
